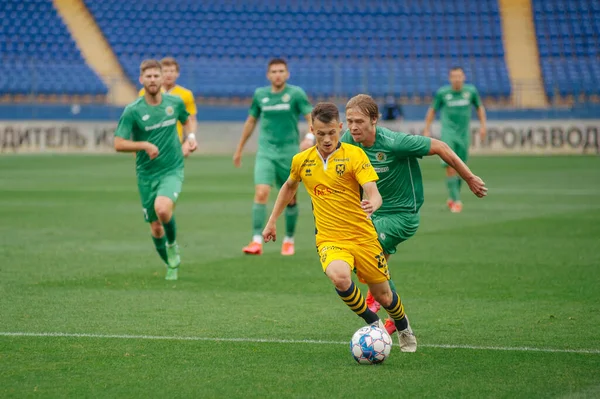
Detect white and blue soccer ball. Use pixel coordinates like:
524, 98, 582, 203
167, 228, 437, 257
350, 324, 393, 365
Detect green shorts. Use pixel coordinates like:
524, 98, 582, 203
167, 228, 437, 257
440, 136, 469, 167
137, 170, 183, 223
254, 152, 295, 188
371, 212, 420, 255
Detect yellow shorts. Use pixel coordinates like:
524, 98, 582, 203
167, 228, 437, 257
318, 241, 390, 284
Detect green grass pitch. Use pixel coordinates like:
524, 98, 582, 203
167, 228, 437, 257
1, 154, 599, 398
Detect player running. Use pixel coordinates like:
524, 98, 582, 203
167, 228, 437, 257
233, 58, 313, 256
263, 102, 417, 352
341, 94, 487, 334
114, 59, 197, 281
424, 66, 487, 213
139, 57, 197, 152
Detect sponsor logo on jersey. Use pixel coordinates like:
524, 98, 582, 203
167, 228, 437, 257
374, 166, 389, 173
379, 232, 386, 240
282, 93, 291, 103
262, 104, 291, 111
314, 184, 345, 197
302, 159, 316, 167
262, 97, 270, 103
362, 162, 373, 169
145, 118, 177, 131
376, 152, 387, 161
333, 158, 350, 162
165, 106, 174, 116
142, 114, 150, 121
447, 99, 470, 107
445, 94, 453, 100
335, 163, 346, 176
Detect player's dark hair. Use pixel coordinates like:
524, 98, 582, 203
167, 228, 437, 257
140, 59, 162, 75
311, 102, 340, 124
160, 57, 180, 72
267, 58, 288, 70
450, 66, 464, 73
346, 94, 379, 121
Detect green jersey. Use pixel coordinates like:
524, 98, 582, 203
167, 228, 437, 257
114, 94, 189, 179
432, 84, 482, 141
340, 127, 431, 214
249, 84, 313, 154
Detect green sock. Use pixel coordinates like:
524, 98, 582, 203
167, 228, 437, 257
285, 204, 298, 238
454, 176, 462, 202
252, 203, 267, 236
152, 235, 169, 265
446, 177, 460, 201
163, 216, 177, 244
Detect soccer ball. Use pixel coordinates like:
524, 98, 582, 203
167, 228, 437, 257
349, 324, 393, 365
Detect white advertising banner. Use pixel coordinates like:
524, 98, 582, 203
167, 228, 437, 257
0, 120, 598, 154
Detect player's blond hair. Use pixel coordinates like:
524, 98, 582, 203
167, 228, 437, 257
139, 59, 162, 75
161, 57, 180, 72
346, 94, 379, 122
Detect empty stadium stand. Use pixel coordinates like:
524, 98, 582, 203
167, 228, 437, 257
0, 0, 107, 97
84, 0, 511, 99
532, 0, 600, 99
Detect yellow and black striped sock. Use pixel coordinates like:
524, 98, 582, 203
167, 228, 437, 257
336, 282, 379, 324
383, 291, 409, 331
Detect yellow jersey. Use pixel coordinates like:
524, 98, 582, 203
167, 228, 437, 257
290, 143, 380, 246
139, 85, 197, 141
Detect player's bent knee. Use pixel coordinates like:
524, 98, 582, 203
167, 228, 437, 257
150, 221, 164, 237
325, 261, 352, 291
154, 197, 174, 222
254, 185, 271, 203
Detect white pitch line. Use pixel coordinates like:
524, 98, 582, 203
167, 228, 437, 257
1, 332, 599, 355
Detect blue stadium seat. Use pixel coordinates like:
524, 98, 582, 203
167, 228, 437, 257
82, 0, 510, 98
532, 0, 600, 97
0, 0, 107, 96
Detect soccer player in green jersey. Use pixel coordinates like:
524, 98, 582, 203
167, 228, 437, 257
114, 59, 197, 281
233, 58, 313, 256
424, 66, 487, 213
341, 94, 487, 334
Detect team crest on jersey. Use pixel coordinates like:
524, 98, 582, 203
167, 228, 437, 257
462, 92, 471, 99
262, 97, 270, 103
376, 152, 387, 161
335, 164, 346, 176
165, 106, 174, 116
282, 93, 291, 103
142, 114, 150, 121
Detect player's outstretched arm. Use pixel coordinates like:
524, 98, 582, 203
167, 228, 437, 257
423, 108, 436, 137
360, 181, 382, 219
263, 178, 300, 242
233, 115, 258, 167
429, 139, 487, 198
114, 136, 159, 159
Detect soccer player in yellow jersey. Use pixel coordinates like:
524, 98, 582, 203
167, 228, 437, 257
262, 102, 417, 352
139, 57, 198, 154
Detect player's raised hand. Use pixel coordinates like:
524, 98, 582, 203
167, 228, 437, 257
233, 151, 242, 168
467, 175, 488, 198
262, 223, 277, 243
144, 143, 159, 160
